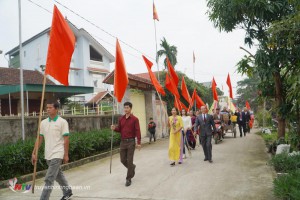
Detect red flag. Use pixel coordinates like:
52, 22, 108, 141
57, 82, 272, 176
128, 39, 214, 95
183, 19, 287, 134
174, 96, 188, 111
212, 77, 219, 101
245, 101, 251, 110
174, 96, 182, 111
114, 39, 129, 102
196, 93, 205, 108
232, 103, 237, 109
189, 89, 205, 109
165, 74, 180, 99
45, 5, 75, 86
226, 73, 233, 99
180, 101, 188, 111
180, 76, 191, 102
166, 57, 179, 86
153, 3, 159, 21
193, 51, 195, 63
142, 55, 165, 96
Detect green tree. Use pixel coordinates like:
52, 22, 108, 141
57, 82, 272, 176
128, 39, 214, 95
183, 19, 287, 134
236, 73, 260, 112
267, 2, 300, 135
158, 71, 223, 113
157, 37, 178, 68
207, 0, 298, 138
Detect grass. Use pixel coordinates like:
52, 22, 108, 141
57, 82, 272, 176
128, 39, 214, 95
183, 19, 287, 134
273, 169, 300, 200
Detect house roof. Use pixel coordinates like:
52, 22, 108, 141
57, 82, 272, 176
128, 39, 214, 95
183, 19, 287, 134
0, 84, 94, 96
134, 72, 151, 80
87, 67, 110, 74
201, 81, 212, 88
134, 71, 164, 81
103, 70, 153, 90
87, 91, 112, 104
5, 28, 51, 56
0, 67, 55, 85
5, 20, 115, 62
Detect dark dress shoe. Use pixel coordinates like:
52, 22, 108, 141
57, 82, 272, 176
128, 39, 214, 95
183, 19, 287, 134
204, 159, 208, 161
170, 162, 175, 166
209, 160, 213, 163
125, 180, 131, 187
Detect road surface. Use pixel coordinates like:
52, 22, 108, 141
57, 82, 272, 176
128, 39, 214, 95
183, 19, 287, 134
0, 130, 275, 200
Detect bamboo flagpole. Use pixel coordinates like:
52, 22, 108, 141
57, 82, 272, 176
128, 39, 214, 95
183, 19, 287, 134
193, 52, 196, 112
31, 5, 76, 193
152, 0, 166, 138
109, 96, 115, 174
32, 72, 47, 193
109, 39, 129, 173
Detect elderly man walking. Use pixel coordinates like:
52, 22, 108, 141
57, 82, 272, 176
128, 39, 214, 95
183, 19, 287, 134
194, 106, 217, 163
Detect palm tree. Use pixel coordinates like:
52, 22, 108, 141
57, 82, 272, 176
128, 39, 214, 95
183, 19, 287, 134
157, 37, 178, 69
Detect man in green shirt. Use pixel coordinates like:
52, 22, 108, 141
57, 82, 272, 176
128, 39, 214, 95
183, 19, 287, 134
32, 101, 72, 200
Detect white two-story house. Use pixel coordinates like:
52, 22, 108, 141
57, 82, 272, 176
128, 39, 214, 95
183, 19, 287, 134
5, 20, 115, 103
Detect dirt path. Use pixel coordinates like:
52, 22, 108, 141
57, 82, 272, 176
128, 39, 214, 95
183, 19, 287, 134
0, 129, 275, 200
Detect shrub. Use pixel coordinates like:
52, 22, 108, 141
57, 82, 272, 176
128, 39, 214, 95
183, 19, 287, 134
255, 110, 272, 127
273, 169, 300, 200
0, 129, 120, 181
269, 153, 300, 173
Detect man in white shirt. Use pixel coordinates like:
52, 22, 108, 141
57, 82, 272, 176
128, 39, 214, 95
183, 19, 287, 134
32, 101, 72, 200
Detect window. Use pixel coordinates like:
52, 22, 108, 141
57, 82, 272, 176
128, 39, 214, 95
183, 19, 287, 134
89, 45, 103, 62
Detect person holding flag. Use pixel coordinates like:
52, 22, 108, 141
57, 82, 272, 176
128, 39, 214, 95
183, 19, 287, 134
111, 102, 141, 187
32, 101, 73, 200
31, 5, 75, 200
110, 38, 141, 187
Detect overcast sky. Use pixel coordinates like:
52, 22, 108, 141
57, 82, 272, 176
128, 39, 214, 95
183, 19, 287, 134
0, 0, 251, 97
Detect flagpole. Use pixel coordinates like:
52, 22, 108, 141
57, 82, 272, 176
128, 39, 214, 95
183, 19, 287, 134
32, 72, 47, 193
18, 0, 25, 141
109, 96, 115, 174
193, 53, 196, 112
153, 1, 165, 138
154, 19, 160, 81
193, 52, 195, 82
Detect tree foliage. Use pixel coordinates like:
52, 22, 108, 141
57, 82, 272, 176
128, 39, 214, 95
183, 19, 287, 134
158, 71, 223, 113
157, 37, 178, 68
236, 73, 260, 112
207, 0, 300, 137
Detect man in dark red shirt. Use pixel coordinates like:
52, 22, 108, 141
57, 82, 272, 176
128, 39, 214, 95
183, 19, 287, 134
111, 102, 141, 187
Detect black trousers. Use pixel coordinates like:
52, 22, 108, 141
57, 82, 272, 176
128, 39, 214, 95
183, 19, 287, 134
238, 123, 246, 137
149, 131, 156, 142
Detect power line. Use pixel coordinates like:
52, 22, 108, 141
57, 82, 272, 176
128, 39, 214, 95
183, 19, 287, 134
53, 0, 160, 64
27, 0, 165, 67
27, 0, 52, 14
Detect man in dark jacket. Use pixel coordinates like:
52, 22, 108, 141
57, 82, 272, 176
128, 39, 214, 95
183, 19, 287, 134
194, 106, 217, 163
148, 118, 156, 143
236, 107, 250, 137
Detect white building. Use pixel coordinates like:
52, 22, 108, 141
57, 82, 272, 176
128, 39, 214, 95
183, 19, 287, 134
5, 21, 115, 103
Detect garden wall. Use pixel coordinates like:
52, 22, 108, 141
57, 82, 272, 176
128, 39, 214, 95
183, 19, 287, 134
0, 115, 120, 144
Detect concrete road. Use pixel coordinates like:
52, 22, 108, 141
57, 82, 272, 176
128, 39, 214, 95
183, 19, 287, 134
0, 130, 275, 200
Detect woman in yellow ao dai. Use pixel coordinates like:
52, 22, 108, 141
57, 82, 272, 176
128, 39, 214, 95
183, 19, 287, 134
168, 107, 183, 166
